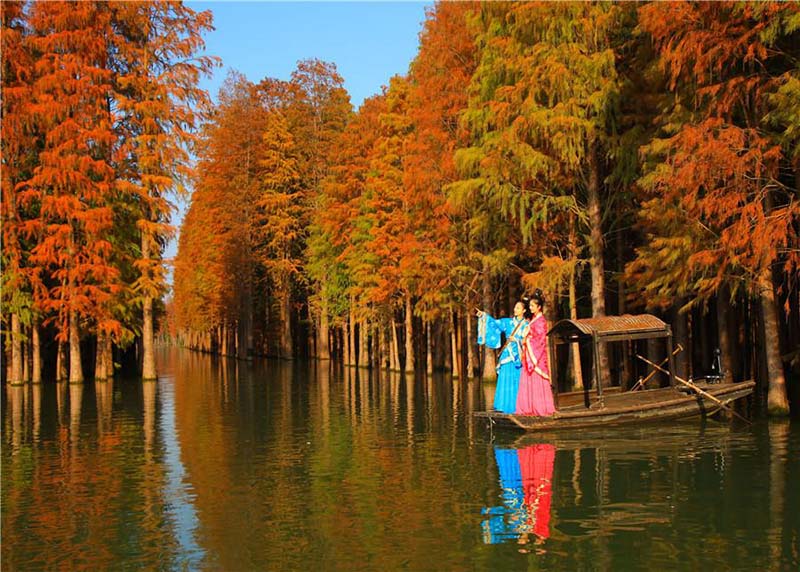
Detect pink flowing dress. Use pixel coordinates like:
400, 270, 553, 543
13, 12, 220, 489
516, 315, 555, 416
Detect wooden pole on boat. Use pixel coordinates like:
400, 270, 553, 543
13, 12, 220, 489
635, 354, 751, 425
630, 344, 683, 391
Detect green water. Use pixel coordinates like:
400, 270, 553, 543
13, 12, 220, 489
2, 348, 798, 571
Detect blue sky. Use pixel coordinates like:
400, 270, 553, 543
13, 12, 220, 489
167, 1, 431, 265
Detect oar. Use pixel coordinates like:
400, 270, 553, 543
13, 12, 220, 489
630, 344, 684, 392
635, 354, 751, 425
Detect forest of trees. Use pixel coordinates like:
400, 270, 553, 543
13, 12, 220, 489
2, 2, 798, 415
172, 2, 799, 415
1, 1, 215, 383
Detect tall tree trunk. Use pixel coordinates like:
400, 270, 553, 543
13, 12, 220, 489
587, 141, 609, 387
358, 320, 367, 368
95, 333, 107, 381
426, 322, 434, 375
32, 322, 41, 384
760, 271, 789, 416
239, 274, 253, 361
105, 336, 114, 379
466, 311, 477, 379
715, 288, 735, 384
646, 338, 663, 388
342, 322, 351, 367
69, 310, 83, 384
672, 303, 689, 382
141, 233, 157, 380
450, 309, 460, 378
568, 219, 584, 390
279, 278, 293, 359
481, 272, 497, 380
10, 313, 22, 385
616, 229, 632, 388
404, 295, 415, 373
56, 341, 67, 382
391, 319, 400, 371
381, 323, 390, 369
348, 300, 356, 367
22, 330, 30, 383
319, 298, 330, 360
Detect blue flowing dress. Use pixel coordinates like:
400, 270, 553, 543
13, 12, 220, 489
478, 313, 527, 413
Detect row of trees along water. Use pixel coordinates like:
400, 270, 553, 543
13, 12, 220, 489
2, 3, 798, 415
1, 2, 216, 383
171, 2, 799, 415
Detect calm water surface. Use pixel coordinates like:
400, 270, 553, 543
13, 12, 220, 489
2, 348, 799, 571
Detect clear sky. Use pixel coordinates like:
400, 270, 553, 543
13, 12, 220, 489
167, 1, 431, 266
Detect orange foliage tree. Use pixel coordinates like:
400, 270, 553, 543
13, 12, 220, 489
630, 1, 800, 414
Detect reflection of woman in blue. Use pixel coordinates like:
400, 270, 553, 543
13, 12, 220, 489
476, 302, 528, 413
481, 447, 525, 544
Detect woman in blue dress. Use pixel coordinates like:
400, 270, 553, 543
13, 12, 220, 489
477, 301, 529, 413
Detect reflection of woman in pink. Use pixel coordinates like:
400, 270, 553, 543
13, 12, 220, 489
516, 289, 555, 416
518, 443, 555, 543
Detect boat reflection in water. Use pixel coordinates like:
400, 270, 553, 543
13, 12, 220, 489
482, 443, 555, 553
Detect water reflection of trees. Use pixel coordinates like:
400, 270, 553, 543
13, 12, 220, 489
165, 350, 798, 570
1, 378, 172, 570
4, 350, 796, 570
170, 353, 491, 570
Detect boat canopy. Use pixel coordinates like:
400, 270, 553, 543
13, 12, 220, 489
546, 314, 676, 400
548, 314, 669, 343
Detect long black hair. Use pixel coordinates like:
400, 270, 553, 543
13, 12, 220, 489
519, 297, 532, 321
530, 288, 546, 311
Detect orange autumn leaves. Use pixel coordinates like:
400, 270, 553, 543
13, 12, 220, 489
1, 1, 214, 381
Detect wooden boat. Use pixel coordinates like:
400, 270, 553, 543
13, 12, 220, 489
475, 381, 755, 431
475, 314, 755, 432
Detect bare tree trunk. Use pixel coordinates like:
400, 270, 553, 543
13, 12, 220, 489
587, 141, 609, 387
279, 279, 293, 359
760, 271, 789, 416
343, 324, 351, 367
69, 310, 83, 384
672, 303, 689, 382
716, 287, 735, 384
141, 233, 157, 380
22, 329, 30, 383
381, 323, 390, 369
56, 341, 67, 382
95, 333, 107, 381
481, 272, 497, 380
466, 311, 477, 379
319, 298, 330, 360
32, 322, 41, 384
10, 313, 22, 385
358, 320, 367, 368
646, 338, 663, 388
391, 319, 400, 371
239, 272, 253, 360
426, 322, 434, 375
105, 336, 114, 379
616, 229, 632, 388
348, 301, 356, 367
404, 295, 415, 373
569, 240, 583, 390
450, 310, 460, 378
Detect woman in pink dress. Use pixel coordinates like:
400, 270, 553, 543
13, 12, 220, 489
516, 289, 556, 416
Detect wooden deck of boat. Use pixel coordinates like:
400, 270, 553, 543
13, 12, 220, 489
474, 381, 755, 431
